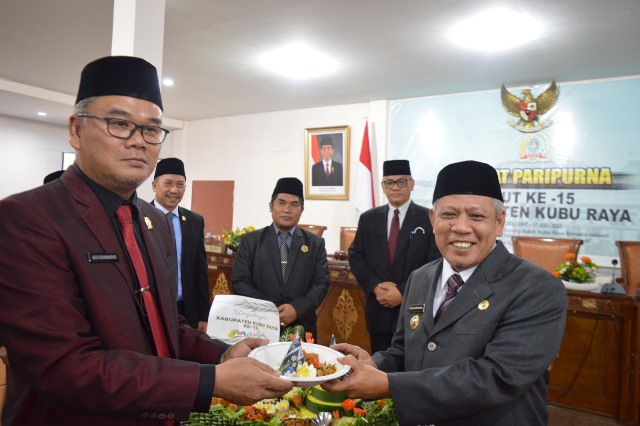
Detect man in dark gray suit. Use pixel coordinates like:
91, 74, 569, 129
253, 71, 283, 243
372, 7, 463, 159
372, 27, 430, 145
325, 160, 567, 425
349, 159, 440, 353
232, 177, 330, 339
152, 157, 209, 331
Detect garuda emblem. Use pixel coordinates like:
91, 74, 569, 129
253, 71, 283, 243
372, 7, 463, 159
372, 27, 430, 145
501, 80, 559, 133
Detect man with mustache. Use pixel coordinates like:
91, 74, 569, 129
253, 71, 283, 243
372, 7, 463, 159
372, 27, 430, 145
325, 160, 567, 425
232, 177, 330, 339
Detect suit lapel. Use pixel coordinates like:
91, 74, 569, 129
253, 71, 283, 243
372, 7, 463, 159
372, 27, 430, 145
137, 200, 179, 356
395, 202, 417, 260
67, 173, 134, 296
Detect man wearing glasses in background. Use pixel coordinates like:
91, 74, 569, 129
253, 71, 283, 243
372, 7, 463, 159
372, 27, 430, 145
349, 160, 441, 353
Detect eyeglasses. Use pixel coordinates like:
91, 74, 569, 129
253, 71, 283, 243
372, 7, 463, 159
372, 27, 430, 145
382, 178, 409, 189
76, 114, 170, 145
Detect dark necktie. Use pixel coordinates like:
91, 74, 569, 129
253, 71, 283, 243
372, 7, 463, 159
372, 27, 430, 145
388, 208, 400, 270
325, 163, 330, 178
116, 205, 170, 357
434, 274, 464, 323
279, 231, 289, 281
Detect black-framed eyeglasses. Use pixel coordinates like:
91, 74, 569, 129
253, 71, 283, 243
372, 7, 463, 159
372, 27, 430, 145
382, 178, 409, 189
76, 114, 170, 145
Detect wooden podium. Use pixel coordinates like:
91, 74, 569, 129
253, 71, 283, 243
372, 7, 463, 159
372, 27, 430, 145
548, 289, 640, 424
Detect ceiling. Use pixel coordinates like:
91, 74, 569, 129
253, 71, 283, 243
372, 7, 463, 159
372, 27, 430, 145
1, 0, 640, 127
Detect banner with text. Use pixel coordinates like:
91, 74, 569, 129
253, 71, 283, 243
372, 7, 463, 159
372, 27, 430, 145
389, 78, 640, 263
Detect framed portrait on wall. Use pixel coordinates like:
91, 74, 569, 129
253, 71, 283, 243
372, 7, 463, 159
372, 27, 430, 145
304, 125, 350, 200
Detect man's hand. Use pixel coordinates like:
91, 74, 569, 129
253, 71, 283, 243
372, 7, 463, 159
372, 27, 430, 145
214, 358, 293, 405
277, 303, 297, 327
374, 282, 403, 308
197, 321, 208, 332
220, 338, 269, 363
321, 355, 390, 400
330, 343, 376, 366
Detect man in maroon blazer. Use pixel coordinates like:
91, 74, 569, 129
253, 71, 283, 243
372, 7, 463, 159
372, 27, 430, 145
0, 56, 291, 425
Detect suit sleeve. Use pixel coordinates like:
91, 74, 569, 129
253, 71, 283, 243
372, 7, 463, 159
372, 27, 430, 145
0, 193, 221, 420
348, 212, 384, 294
194, 215, 211, 322
374, 263, 568, 425
289, 237, 330, 319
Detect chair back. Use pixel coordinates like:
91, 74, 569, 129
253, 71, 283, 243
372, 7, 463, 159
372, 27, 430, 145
512, 236, 583, 274
298, 224, 327, 237
615, 241, 640, 299
340, 227, 358, 252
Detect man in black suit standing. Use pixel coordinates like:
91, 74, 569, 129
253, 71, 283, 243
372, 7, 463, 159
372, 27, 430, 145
232, 177, 330, 339
152, 157, 210, 331
311, 136, 343, 186
349, 160, 441, 353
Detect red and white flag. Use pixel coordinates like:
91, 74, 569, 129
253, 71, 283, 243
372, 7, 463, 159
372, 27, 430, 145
354, 121, 375, 213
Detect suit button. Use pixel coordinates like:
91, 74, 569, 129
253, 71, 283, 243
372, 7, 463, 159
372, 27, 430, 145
427, 342, 437, 351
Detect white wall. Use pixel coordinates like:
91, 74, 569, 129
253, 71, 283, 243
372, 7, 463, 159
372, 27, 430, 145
0, 115, 69, 198
179, 100, 389, 253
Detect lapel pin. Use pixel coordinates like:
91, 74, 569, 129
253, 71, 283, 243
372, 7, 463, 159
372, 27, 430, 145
182, 215, 187, 221
410, 315, 420, 330
478, 300, 490, 311
144, 217, 153, 230
301, 245, 308, 253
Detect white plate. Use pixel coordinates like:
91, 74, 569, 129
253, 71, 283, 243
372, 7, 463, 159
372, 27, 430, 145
248, 342, 350, 388
563, 280, 599, 291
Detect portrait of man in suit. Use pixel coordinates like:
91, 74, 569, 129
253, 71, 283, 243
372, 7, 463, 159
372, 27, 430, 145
311, 136, 343, 186
151, 157, 210, 332
325, 160, 568, 425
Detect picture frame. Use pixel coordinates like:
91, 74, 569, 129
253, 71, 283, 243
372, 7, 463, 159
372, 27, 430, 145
304, 125, 350, 200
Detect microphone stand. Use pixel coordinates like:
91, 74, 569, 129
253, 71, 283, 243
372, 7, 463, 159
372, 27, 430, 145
601, 259, 626, 294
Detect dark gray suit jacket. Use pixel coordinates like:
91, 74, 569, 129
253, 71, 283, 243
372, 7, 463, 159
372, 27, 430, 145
231, 225, 330, 335
152, 200, 210, 328
349, 201, 441, 334
373, 241, 568, 425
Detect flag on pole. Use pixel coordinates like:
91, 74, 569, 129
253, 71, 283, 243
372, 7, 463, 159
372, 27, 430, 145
354, 121, 375, 213
311, 134, 320, 163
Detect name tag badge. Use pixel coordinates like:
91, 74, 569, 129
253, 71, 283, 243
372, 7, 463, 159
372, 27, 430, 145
87, 253, 119, 263
409, 304, 425, 313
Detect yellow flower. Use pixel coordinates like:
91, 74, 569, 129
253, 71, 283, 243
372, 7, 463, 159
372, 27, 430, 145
221, 226, 255, 251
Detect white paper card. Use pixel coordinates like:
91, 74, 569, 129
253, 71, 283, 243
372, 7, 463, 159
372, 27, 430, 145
206, 295, 280, 344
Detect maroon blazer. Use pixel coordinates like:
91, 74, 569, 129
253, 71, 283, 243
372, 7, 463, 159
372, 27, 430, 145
0, 168, 226, 425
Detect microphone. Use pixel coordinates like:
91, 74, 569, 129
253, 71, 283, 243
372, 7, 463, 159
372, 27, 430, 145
601, 259, 626, 294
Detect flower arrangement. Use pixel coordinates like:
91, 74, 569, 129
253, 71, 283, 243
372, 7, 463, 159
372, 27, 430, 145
554, 253, 598, 283
222, 226, 255, 252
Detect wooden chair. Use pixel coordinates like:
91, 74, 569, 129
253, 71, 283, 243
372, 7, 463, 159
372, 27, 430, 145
340, 227, 358, 252
298, 224, 327, 237
615, 241, 640, 299
512, 236, 583, 274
